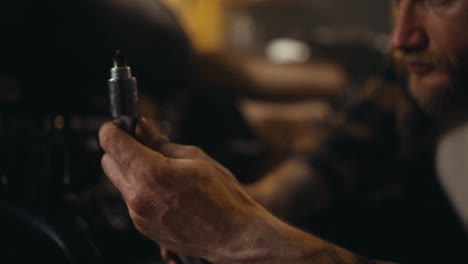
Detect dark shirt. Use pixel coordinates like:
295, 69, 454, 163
305, 82, 468, 263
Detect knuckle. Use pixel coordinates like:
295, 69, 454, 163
100, 155, 113, 178
127, 190, 151, 216
148, 133, 164, 150
129, 209, 150, 234
126, 182, 165, 219
187, 161, 208, 182
190, 163, 203, 178
100, 155, 108, 170
182, 145, 203, 157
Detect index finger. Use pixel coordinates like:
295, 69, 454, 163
136, 118, 214, 161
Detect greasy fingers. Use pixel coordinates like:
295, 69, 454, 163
136, 118, 209, 160
161, 145, 207, 160
136, 118, 169, 152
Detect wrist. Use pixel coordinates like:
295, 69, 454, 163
211, 203, 381, 264
214, 204, 324, 264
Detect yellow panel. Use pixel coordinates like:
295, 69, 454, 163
163, 0, 226, 52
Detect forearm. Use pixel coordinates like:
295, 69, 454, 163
216, 206, 395, 264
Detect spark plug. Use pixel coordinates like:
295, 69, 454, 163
108, 50, 138, 136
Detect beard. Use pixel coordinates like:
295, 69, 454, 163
407, 72, 459, 116
394, 49, 468, 118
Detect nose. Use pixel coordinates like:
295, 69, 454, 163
390, 1, 428, 51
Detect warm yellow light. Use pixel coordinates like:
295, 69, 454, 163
163, 0, 226, 52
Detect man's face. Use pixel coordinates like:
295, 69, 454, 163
391, 0, 468, 116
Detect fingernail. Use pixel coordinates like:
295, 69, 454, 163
112, 117, 124, 128
160, 135, 170, 143
139, 117, 148, 126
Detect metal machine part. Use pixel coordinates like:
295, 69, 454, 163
108, 51, 139, 136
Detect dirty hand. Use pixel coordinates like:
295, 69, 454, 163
99, 119, 270, 262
